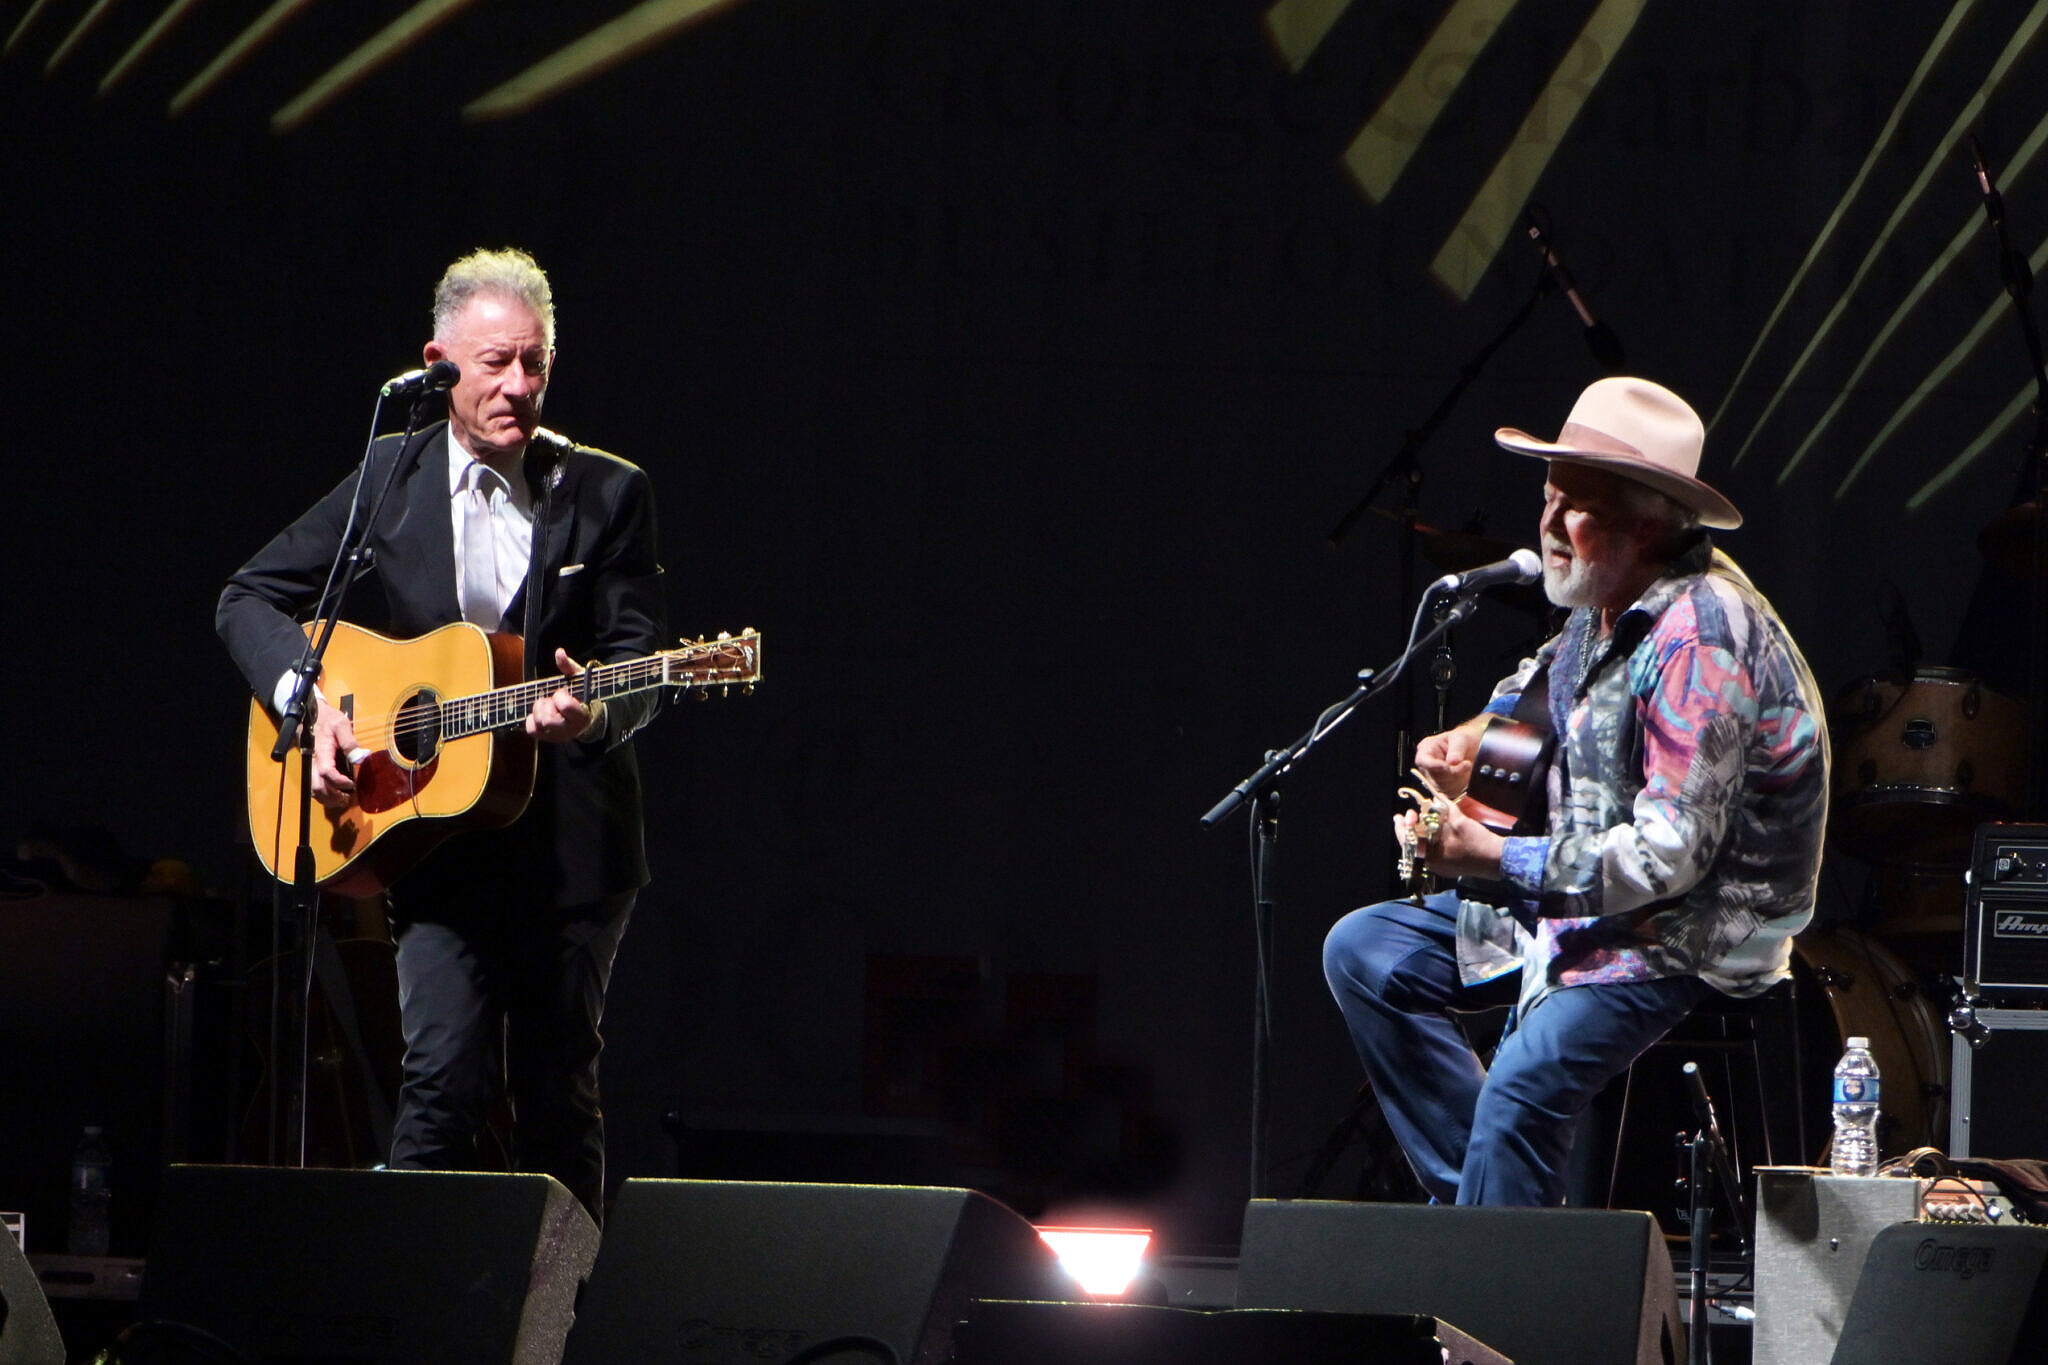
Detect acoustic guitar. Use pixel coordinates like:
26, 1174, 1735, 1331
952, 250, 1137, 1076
246, 620, 761, 894
1398, 716, 1553, 897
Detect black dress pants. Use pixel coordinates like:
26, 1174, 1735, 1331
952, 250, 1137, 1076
384, 848, 634, 1225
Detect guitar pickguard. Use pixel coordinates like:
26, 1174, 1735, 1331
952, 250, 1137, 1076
353, 750, 439, 814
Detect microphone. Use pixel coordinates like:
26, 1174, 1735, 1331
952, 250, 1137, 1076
1968, 134, 2004, 225
1432, 548, 1542, 595
1523, 212, 1627, 373
380, 359, 460, 398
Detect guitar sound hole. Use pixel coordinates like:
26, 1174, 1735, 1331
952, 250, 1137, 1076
394, 689, 443, 765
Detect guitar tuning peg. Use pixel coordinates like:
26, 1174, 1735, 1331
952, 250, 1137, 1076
716, 630, 732, 641
741, 684, 754, 696
719, 684, 731, 698
694, 688, 711, 701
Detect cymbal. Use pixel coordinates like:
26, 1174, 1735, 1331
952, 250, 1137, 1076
1363, 508, 1551, 617
1414, 522, 1525, 573
1980, 501, 2048, 579
1363, 506, 1523, 572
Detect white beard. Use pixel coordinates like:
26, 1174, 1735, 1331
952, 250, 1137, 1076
1542, 542, 1633, 610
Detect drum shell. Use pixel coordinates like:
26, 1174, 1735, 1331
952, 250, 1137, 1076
1789, 925, 1948, 1162
1828, 669, 2027, 867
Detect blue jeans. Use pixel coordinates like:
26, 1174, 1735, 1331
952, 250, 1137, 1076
1323, 890, 1708, 1206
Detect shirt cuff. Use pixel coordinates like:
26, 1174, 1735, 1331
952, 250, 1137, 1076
1500, 835, 1549, 892
271, 669, 323, 716
1483, 692, 1520, 718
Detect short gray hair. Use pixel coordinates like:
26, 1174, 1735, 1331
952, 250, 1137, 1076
432, 248, 555, 350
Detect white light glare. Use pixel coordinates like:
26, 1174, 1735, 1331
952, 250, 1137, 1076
1036, 1226, 1153, 1297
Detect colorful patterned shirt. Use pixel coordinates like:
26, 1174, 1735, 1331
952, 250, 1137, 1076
1454, 537, 1829, 1017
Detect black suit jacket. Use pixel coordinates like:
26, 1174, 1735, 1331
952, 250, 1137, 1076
217, 421, 668, 906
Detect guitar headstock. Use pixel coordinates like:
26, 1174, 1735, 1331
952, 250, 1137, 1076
661, 628, 762, 698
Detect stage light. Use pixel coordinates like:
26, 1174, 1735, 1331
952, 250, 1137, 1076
1035, 1225, 1153, 1297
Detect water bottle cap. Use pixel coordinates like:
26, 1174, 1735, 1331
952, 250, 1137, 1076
1846, 1036, 1869, 1048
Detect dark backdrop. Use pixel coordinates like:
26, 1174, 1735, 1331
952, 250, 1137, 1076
5, 0, 2042, 1247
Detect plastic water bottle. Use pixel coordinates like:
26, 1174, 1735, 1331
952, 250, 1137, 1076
1831, 1036, 1881, 1177
66, 1125, 112, 1256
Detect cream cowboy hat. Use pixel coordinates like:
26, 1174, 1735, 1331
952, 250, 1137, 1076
1494, 376, 1742, 529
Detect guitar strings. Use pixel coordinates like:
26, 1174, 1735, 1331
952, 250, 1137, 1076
336, 645, 754, 749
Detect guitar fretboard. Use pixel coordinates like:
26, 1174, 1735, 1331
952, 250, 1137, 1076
438, 644, 757, 742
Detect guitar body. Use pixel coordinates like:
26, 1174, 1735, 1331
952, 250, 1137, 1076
1464, 716, 1553, 833
1447, 716, 1554, 908
245, 621, 536, 895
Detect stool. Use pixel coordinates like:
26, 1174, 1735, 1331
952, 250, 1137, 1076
1589, 978, 1805, 1229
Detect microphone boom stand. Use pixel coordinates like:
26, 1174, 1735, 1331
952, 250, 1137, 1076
267, 387, 440, 1167
1202, 588, 1487, 1198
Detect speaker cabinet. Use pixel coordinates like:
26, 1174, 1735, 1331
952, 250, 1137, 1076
139, 1166, 596, 1365
1830, 1222, 2048, 1365
561, 1180, 1069, 1365
1234, 1200, 1682, 1365
954, 1300, 1510, 1365
0, 1233, 63, 1365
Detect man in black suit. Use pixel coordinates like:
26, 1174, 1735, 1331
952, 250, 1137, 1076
217, 248, 666, 1221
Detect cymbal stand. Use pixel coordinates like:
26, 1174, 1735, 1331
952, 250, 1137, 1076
1326, 269, 1552, 873
1967, 134, 2048, 813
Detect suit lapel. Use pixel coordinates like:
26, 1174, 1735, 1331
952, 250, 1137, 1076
507, 436, 577, 655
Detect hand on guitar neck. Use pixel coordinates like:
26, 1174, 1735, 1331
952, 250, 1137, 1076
1394, 794, 1506, 883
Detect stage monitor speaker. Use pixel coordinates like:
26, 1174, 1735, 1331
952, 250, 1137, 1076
1234, 1199, 1682, 1365
560, 1179, 1070, 1365
954, 1300, 1511, 1365
139, 1165, 597, 1365
1828, 1222, 2048, 1365
0, 1233, 64, 1365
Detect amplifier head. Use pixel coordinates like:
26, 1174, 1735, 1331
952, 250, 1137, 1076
1967, 823, 2048, 1000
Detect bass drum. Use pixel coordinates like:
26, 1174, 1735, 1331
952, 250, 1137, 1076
1829, 667, 2027, 867
1790, 925, 1950, 1162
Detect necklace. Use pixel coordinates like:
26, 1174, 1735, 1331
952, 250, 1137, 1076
1568, 608, 1601, 701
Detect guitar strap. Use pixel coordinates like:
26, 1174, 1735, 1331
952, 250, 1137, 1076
517, 433, 569, 679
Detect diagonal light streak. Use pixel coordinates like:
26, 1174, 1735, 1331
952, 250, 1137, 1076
102, 0, 208, 95
1429, 0, 1645, 300
6, 0, 61, 56
47, 0, 120, 73
1905, 376, 2032, 511
1264, 0, 1356, 73
1785, 111, 2048, 485
462, 0, 746, 122
1344, 0, 1518, 204
169, 0, 315, 117
1727, 0, 2048, 469
1866, 227, 2048, 506
1823, 109, 2048, 494
272, 0, 479, 132
1708, 0, 1975, 446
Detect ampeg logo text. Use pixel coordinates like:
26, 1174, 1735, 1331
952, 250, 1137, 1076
1915, 1239, 1997, 1278
1993, 910, 2048, 938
